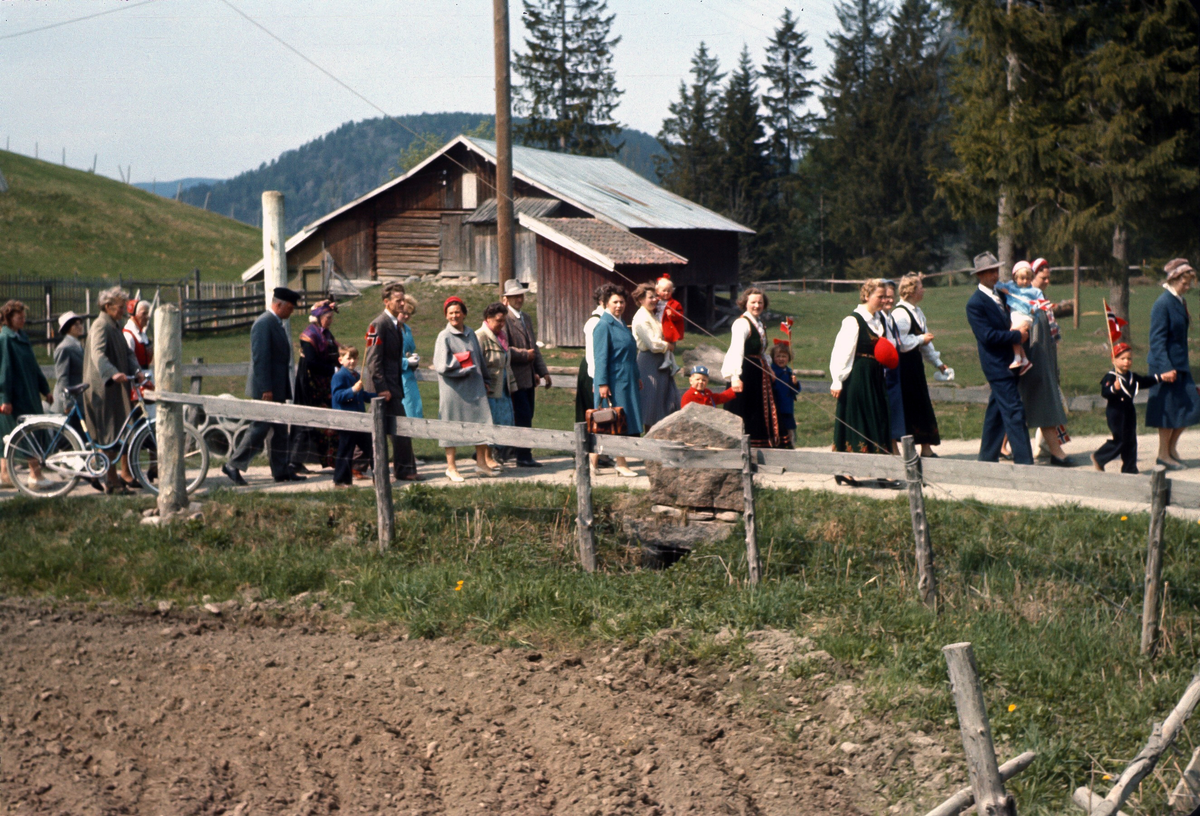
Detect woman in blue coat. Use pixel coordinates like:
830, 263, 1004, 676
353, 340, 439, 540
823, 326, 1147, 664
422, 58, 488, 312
1146, 258, 1198, 469
398, 295, 424, 419
591, 283, 641, 477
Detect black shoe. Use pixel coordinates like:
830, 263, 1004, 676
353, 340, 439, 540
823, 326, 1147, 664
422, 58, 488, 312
516, 459, 543, 468
292, 463, 313, 474
1049, 455, 1073, 467
275, 472, 308, 483
221, 463, 248, 486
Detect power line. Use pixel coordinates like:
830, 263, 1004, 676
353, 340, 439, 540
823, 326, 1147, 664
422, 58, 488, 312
0, 0, 163, 42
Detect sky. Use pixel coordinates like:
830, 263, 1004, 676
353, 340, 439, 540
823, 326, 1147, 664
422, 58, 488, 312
0, 0, 844, 184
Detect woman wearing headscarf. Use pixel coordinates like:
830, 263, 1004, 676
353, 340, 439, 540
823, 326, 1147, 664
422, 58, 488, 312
0, 300, 53, 490
721, 286, 781, 448
290, 299, 340, 471
592, 283, 641, 478
433, 296, 500, 482
892, 274, 949, 457
1147, 258, 1200, 469
83, 287, 145, 492
399, 294, 424, 419
631, 282, 680, 430
828, 279, 893, 454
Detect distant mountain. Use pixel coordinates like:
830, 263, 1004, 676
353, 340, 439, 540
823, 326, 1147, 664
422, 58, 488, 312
178, 113, 666, 234
134, 177, 220, 198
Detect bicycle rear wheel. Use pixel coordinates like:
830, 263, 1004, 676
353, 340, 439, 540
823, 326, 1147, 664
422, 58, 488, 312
129, 422, 210, 496
5, 418, 86, 498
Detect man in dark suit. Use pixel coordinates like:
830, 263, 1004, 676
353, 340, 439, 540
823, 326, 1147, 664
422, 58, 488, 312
364, 282, 421, 481
223, 287, 305, 484
500, 279, 551, 467
966, 252, 1033, 464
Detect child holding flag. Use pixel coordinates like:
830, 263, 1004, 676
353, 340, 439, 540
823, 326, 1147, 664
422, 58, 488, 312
1093, 343, 1173, 473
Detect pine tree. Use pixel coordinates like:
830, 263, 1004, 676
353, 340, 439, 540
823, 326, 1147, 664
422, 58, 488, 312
513, 0, 623, 157
761, 8, 818, 174
719, 46, 772, 274
656, 43, 726, 210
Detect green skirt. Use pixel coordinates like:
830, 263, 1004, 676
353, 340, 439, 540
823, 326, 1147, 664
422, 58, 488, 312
834, 357, 891, 454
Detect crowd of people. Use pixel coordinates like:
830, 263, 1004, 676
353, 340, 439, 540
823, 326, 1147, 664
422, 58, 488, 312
2, 253, 1195, 493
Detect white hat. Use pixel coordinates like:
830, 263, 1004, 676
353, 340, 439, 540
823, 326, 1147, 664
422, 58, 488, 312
503, 279, 529, 297
57, 311, 82, 334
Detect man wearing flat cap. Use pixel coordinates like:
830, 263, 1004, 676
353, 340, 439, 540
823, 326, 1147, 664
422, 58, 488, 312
500, 278, 551, 467
223, 287, 305, 484
966, 252, 1033, 464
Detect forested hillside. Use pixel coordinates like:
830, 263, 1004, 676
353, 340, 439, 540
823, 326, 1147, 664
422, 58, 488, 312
179, 113, 664, 234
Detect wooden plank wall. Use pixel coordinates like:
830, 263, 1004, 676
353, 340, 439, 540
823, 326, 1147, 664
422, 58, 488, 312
439, 214, 473, 273
537, 236, 623, 347
474, 226, 537, 285
376, 212, 441, 277
323, 213, 374, 279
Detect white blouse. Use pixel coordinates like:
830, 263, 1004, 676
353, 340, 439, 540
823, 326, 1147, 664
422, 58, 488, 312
583, 307, 604, 378
632, 307, 670, 353
891, 299, 944, 369
721, 312, 767, 381
829, 305, 885, 392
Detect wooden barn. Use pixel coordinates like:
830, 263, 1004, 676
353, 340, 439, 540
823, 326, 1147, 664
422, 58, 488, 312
241, 136, 752, 346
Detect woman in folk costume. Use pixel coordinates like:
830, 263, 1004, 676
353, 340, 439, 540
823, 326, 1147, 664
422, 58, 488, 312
721, 287, 781, 447
829, 279, 894, 454
879, 281, 907, 452
892, 273, 949, 457
290, 300, 341, 470
1146, 258, 1200, 469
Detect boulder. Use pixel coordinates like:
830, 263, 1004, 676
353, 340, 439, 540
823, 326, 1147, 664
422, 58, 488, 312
644, 403, 744, 511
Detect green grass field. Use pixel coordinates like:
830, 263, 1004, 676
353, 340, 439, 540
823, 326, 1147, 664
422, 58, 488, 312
0, 150, 260, 282
0, 484, 1194, 814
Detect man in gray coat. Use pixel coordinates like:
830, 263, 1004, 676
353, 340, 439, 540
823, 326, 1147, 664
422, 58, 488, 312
364, 282, 421, 481
223, 287, 304, 484
501, 279, 550, 467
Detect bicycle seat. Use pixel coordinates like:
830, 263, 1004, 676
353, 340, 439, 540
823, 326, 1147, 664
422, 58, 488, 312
65, 383, 90, 395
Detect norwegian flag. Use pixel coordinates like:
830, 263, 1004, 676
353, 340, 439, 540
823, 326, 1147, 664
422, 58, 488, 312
1104, 299, 1128, 342
780, 317, 793, 339
365, 324, 381, 348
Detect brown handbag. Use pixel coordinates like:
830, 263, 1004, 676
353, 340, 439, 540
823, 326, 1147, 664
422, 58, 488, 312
586, 398, 627, 435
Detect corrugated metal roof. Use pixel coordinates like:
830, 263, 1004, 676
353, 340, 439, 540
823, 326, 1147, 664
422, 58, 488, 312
467, 137, 753, 234
464, 196, 564, 224
530, 217, 686, 267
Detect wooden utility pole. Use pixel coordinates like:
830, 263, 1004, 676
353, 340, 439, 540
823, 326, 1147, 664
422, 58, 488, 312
262, 191, 287, 309
493, 0, 515, 291
997, 0, 1018, 283
1073, 245, 1081, 329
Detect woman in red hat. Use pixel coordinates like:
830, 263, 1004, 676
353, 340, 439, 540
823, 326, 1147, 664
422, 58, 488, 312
828, 279, 894, 454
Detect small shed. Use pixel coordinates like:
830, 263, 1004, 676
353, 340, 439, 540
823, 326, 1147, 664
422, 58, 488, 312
241, 136, 752, 345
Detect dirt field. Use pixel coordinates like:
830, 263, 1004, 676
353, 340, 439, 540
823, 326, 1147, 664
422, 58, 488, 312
0, 601, 897, 816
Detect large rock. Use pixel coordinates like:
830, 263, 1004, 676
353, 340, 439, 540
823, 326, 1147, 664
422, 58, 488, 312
644, 403, 744, 511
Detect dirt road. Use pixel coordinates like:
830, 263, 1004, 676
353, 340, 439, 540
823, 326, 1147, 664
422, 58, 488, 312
0, 602, 875, 816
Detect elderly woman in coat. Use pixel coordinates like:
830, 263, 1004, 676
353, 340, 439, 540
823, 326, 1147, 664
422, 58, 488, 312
83, 287, 147, 492
592, 283, 641, 478
0, 300, 53, 490
434, 296, 500, 482
1147, 258, 1200, 469
53, 312, 86, 425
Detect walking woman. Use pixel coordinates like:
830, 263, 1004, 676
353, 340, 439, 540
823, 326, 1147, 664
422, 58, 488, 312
83, 287, 146, 492
721, 286, 780, 448
476, 301, 516, 430
1147, 258, 1200, 469
1018, 260, 1071, 465
53, 312, 86, 431
631, 282, 680, 430
880, 281, 906, 453
0, 300, 53, 490
399, 294, 424, 419
592, 283, 641, 477
433, 296, 500, 482
892, 274, 948, 457
290, 300, 340, 470
828, 279, 892, 454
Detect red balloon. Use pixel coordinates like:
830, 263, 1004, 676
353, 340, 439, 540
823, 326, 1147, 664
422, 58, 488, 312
874, 337, 900, 369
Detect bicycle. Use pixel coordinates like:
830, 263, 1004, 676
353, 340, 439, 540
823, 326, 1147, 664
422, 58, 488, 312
2, 382, 209, 499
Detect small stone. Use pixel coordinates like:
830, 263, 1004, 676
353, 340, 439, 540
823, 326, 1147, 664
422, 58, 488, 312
636, 757, 657, 775
413, 660, 426, 669
839, 742, 863, 756
202, 603, 221, 615
733, 767, 746, 779
343, 660, 360, 670
715, 511, 740, 522
687, 511, 715, 521
108, 679, 120, 687
157, 600, 174, 613
650, 505, 682, 517
141, 508, 158, 518
426, 741, 439, 759
28, 619, 41, 627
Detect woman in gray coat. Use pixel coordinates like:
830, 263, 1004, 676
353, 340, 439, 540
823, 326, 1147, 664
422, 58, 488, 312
433, 296, 500, 482
83, 287, 146, 492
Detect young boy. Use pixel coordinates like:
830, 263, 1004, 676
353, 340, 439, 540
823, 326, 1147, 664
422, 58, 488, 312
680, 365, 736, 408
655, 275, 685, 374
995, 260, 1044, 374
770, 341, 800, 448
330, 345, 376, 487
1092, 342, 1174, 473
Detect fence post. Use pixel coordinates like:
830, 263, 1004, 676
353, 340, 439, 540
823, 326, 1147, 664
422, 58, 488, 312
371, 398, 394, 553
901, 435, 937, 609
741, 434, 761, 585
184, 357, 204, 426
573, 422, 596, 572
154, 304, 186, 514
1141, 465, 1169, 657
942, 642, 1016, 816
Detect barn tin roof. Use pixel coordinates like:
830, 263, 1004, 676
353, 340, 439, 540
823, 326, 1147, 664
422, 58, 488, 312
464, 196, 564, 224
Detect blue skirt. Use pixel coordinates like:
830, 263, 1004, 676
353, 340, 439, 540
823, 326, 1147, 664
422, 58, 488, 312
884, 367, 906, 441
488, 395, 514, 427
1146, 371, 1200, 429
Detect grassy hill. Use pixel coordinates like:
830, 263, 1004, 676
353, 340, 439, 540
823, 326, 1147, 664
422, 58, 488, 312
0, 150, 261, 283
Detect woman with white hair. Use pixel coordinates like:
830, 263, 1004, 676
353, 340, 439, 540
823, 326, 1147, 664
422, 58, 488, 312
1147, 258, 1200, 468
83, 287, 146, 492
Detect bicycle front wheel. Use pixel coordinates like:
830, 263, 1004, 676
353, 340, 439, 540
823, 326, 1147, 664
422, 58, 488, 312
5, 418, 86, 498
129, 422, 210, 496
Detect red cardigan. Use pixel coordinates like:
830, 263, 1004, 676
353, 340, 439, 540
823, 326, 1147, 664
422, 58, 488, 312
681, 386, 736, 408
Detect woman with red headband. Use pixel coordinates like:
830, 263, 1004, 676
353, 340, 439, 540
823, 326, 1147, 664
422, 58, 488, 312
433, 296, 500, 481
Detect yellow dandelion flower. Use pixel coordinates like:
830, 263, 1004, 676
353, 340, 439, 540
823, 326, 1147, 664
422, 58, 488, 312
1102, 774, 1111, 781
1007, 704, 1016, 713
1120, 516, 1128, 521
454, 580, 464, 591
